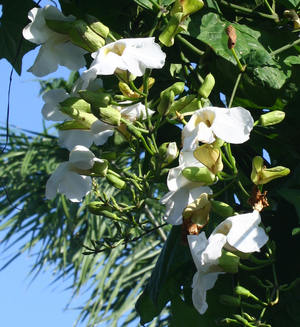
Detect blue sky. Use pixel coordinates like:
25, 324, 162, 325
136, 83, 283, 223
0, 1, 94, 326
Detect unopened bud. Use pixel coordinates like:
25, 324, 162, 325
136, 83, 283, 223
225, 25, 237, 49
69, 21, 105, 52
78, 90, 112, 107
193, 144, 223, 174
258, 110, 285, 126
88, 201, 113, 215
211, 201, 235, 218
234, 286, 251, 298
251, 156, 290, 185
86, 14, 109, 38
168, 95, 198, 115
198, 73, 215, 99
157, 142, 179, 167
219, 295, 241, 307
218, 250, 240, 273
106, 174, 127, 190
126, 124, 142, 139
182, 193, 211, 226
157, 89, 175, 115
182, 166, 216, 185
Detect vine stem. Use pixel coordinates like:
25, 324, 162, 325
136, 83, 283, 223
269, 37, 300, 57
228, 72, 243, 108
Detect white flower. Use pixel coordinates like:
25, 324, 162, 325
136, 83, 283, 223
182, 107, 254, 151
41, 89, 70, 121
23, 5, 87, 77
81, 37, 166, 84
160, 151, 212, 225
187, 210, 268, 314
46, 145, 103, 202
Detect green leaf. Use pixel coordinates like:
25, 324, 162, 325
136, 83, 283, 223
0, 0, 37, 75
275, 0, 300, 9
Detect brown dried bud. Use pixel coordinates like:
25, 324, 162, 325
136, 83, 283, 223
226, 25, 237, 49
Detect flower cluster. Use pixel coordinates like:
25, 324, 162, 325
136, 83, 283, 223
23, 3, 274, 320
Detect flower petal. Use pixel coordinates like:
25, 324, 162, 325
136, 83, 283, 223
69, 145, 96, 170
41, 89, 70, 121
58, 130, 95, 151
45, 162, 69, 200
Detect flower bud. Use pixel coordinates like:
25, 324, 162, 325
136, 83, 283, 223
88, 201, 113, 215
219, 295, 241, 307
218, 250, 240, 273
258, 110, 285, 126
68, 21, 105, 52
163, 82, 185, 96
126, 124, 142, 139
60, 107, 97, 128
170, 0, 204, 17
182, 166, 216, 185
86, 14, 109, 38
157, 89, 175, 116
106, 174, 127, 190
78, 90, 112, 107
198, 73, 215, 99
234, 286, 251, 298
118, 82, 135, 98
251, 156, 290, 185
159, 13, 186, 47
182, 193, 211, 226
168, 95, 198, 115
211, 201, 236, 218
193, 144, 223, 174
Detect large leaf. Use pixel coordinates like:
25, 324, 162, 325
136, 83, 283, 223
0, 0, 37, 75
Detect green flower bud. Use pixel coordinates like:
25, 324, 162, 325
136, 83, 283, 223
218, 250, 240, 273
258, 110, 285, 126
251, 156, 290, 185
45, 19, 77, 34
163, 82, 185, 96
198, 73, 215, 99
219, 295, 241, 307
193, 144, 223, 174
60, 107, 97, 128
182, 193, 211, 226
234, 315, 255, 327
68, 21, 105, 52
86, 14, 109, 38
157, 89, 175, 116
106, 174, 127, 190
234, 286, 251, 298
91, 106, 121, 126
182, 166, 216, 185
78, 90, 112, 107
59, 97, 91, 113
159, 13, 186, 47
211, 201, 236, 218
170, 0, 204, 17
88, 201, 113, 215
170, 97, 198, 118
126, 124, 142, 139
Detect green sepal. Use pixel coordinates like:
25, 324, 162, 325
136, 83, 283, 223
58, 120, 89, 131
86, 14, 109, 38
59, 97, 91, 113
60, 107, 97, 128
78, 90, 112, 107
159, 13, 186, 47
45, 19, 77, 34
